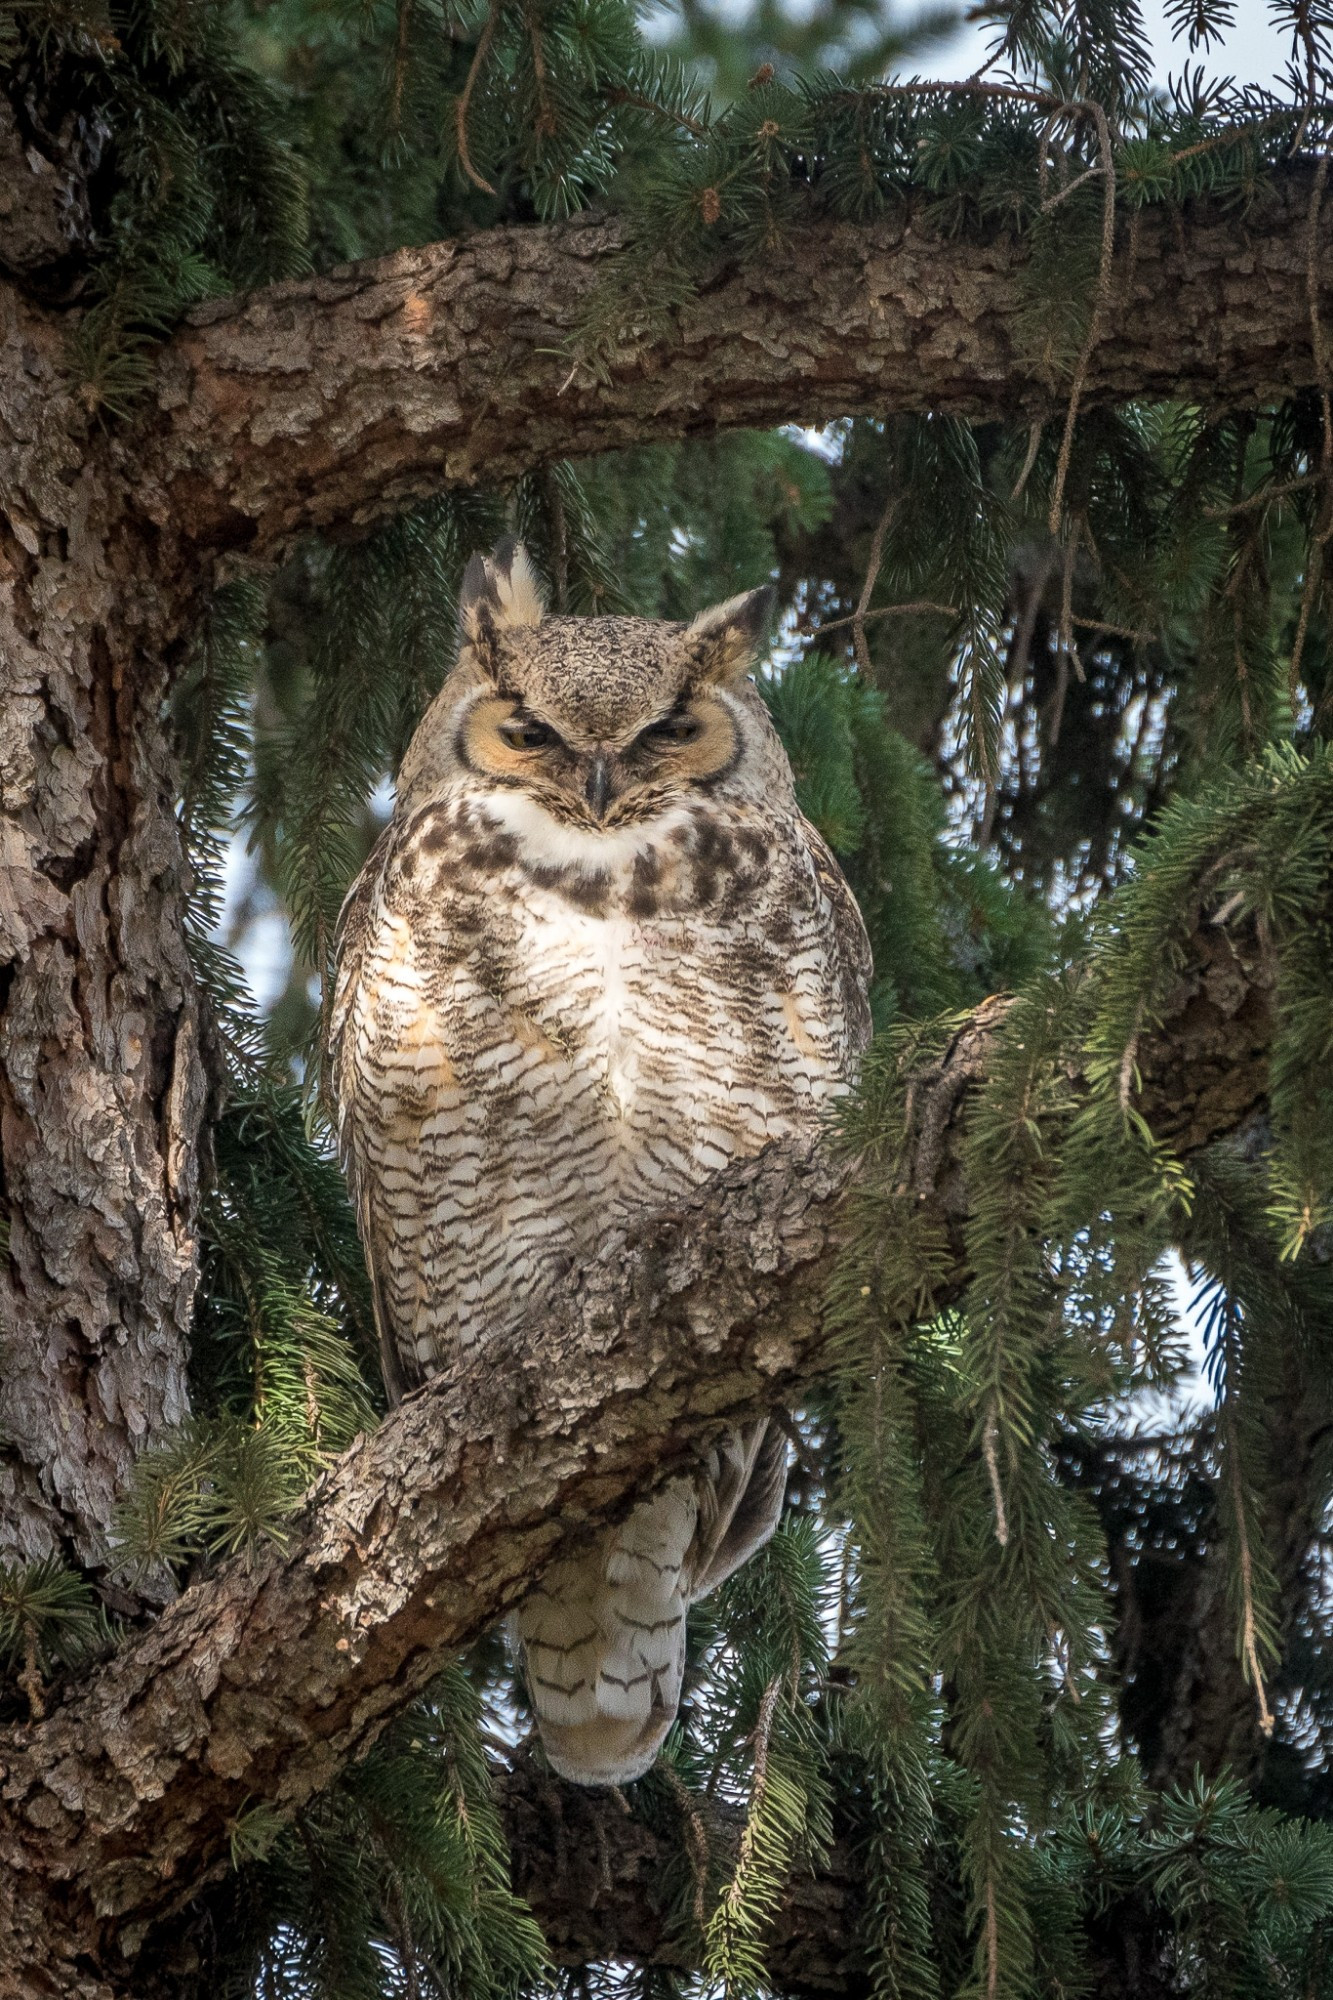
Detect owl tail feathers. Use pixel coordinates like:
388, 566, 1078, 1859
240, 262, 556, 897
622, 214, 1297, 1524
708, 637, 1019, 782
528, 1700, 677, 1789
515, 1479, 698, 1787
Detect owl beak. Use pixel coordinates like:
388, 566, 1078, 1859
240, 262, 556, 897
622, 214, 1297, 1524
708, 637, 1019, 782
585, 753, 613, 820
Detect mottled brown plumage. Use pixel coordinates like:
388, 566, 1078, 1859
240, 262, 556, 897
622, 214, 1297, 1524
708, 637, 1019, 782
328, 541, 871, 1784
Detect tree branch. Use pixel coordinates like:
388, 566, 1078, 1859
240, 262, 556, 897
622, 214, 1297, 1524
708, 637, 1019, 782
0, 911, 1274, 1994
124, 167, 1332, 565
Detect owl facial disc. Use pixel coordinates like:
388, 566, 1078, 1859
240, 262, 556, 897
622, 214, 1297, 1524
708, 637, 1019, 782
439, 539, 776, 829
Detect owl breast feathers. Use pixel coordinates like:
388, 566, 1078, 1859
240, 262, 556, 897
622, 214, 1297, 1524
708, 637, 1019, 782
328, 541, 872, 1785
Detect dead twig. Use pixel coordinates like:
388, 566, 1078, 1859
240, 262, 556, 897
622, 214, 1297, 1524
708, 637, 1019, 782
1048, 100, 1117, 537
1011, 420, 1043, 503
813, 597, 958, 643
1203, 472, 1323, 519
1294, 151, 1333, 709
456, 1, 501, 196
851, 492, 896, 676
982, 1409, 1009, 1549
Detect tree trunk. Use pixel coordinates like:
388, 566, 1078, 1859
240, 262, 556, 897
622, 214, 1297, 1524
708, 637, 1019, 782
0, 284, 205, 1569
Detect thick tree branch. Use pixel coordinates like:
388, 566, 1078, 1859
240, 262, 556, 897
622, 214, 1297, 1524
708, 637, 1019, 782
0, 906, 1274, 1994
123, 167, 1332, 564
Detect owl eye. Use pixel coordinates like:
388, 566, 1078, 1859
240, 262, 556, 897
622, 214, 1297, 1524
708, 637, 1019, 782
500, 716, 557, 752
642, 710, 702, 747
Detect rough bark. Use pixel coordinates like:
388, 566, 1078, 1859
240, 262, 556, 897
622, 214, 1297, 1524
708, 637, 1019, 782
126, 166, 1332, 564
0, 98, 104, 297
0, 914, 1275, 1995
0, 279, 205, 1569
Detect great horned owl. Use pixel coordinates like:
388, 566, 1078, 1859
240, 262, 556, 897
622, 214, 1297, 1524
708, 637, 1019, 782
328, 541, 872, 1785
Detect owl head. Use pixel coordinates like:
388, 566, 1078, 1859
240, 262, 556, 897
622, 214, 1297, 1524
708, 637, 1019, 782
397, 539, 784, 826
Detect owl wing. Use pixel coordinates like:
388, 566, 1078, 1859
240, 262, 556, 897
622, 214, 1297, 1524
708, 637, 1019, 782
325, 824, 414, 1407
802, 815, 875, 1060
687, 1418, 789, 1602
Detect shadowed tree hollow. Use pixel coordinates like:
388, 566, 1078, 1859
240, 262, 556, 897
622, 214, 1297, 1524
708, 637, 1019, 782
3, 2, 1333, 1996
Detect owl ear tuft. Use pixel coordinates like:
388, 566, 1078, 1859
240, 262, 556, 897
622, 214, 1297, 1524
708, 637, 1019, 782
458, 539, 547, 667
686, 584, 777, 683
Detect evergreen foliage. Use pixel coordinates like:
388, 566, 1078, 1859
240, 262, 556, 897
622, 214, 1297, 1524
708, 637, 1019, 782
222, 1664, 550, 1998
696, 1519, 834, 1992
7, 0, 1333, 1990
0, 1557, 112, 1721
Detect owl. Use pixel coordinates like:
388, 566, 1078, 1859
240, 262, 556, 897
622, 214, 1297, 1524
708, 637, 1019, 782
328, 541, 872, 1786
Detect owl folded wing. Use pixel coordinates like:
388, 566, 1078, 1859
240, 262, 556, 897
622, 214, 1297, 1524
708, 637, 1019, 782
687, 1417, 790, 1603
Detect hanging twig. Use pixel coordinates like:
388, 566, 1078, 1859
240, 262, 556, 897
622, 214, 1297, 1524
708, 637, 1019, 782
982, 1409, 1009, 1548
456, 0, 501, 196
1010, 420, 1043, 503
660, 1764, 713, 1937
1036, 102, 1063, 205
1048, 650, 1071, 750
773, 1408, 823, 1485
978, 550, 1054, 848
1049, 526, 1084, 746
1289, 0, 1321, 161
1293, 151, 1333, 708
1040, 159, 1105, 213
524, 0, 555, 140
1117, 999, 1145, 1115
832, 1522, 855, 1661
708, 1675, 786, 1938
851, 492, 896, 676
1227, 1428, 1276, 1739
1008, 548, 1056, 688
1048, 100, 1118, 537
744, 1679, 782, 1819
1058, 528, 1084, 684
389, 0, 415, 139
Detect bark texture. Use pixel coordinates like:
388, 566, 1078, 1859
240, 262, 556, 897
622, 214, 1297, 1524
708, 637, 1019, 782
0, 912, 1275, 1994
128, 167, 1332, 564
0, 98, 104, 297
0, 281, 205, 1569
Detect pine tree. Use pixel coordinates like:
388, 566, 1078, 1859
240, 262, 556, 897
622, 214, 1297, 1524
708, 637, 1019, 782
3, 0, 1333, 1994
